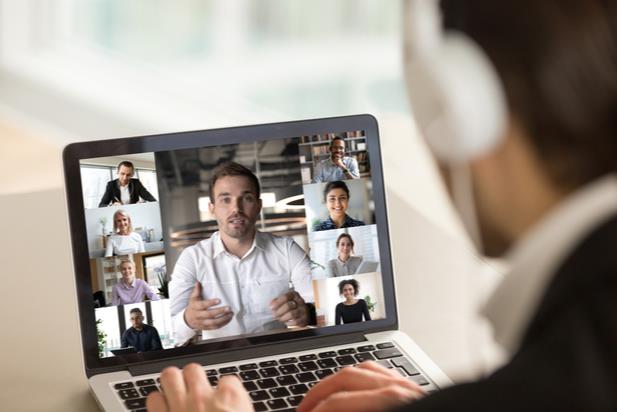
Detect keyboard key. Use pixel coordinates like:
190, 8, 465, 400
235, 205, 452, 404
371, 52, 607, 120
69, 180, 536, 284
317, 358, 337, 369
338, 348, 356, 355
267, 398, 288, 410
257, 378, 278, 389
118, 389, 139, 400
124, 398, 146, 409
391, 357, 419, 376
114, 382, 134, 390
240, 370, 260, 381
357, 345, 376, 352
259, 367, 279, 378
208, 376, 219, 387
279, 364, 299, 375
355, 352, 376, 362
206, 369, 218, 376
240, 363, 259, 371
276, 375, 297, 386
139, 385, 159, 396
409, 375, 430, 386
278, 357, 298, 364
287, 395, 304, 406
318, 351, 337, 358
376, 360, 392, 368
315, 369, 334, 380
393, 368, 406, 377
269, 387, 291, 398
335, 355, 356, 366
295, 372, 317, 383
376, 342, 395, 349
243, 381, 258, 391
135, 378, 156, 386
249, 390, 270, 401
298, 361, 319, 371
219, 366, 238, 374
259, 360, 278, 367
289, 383, 309, 395
253, 401, 268, 412
374, 348, 403, 359
308, 381, 318, 388
299, 354, 317, 361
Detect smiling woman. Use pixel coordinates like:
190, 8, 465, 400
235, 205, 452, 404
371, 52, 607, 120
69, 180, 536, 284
313, 180, 366, 231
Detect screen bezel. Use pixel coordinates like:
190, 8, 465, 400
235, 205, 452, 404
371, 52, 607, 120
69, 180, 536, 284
63, 114, 398, 375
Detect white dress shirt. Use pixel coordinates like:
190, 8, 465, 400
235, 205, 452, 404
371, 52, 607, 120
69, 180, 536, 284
169, 231, 314, 344
105, 232, 145, 257
482, 175, 617, 355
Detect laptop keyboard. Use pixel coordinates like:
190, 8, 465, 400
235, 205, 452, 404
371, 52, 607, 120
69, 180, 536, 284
113, 341, 435, 411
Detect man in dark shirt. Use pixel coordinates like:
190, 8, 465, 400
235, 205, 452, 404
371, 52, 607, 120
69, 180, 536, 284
121, 308, 162, 353
98, 161, 157, 207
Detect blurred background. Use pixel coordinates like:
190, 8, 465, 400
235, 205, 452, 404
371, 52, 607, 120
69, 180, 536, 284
0, 0, 459, 236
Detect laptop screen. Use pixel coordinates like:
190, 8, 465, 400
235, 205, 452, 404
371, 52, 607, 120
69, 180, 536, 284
64, 115, 397, 370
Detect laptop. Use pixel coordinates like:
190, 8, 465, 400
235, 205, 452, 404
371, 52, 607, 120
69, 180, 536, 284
63, 114, 451, 411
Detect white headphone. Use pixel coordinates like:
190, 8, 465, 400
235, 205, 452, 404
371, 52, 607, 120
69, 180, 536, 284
403, 0, 507, 163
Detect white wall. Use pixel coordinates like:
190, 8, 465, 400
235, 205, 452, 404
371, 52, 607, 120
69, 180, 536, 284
314, 271, 385, 326
85, 202, 164, 252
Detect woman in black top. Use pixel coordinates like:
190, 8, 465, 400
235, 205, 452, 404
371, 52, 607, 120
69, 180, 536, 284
334, 279, 371, 325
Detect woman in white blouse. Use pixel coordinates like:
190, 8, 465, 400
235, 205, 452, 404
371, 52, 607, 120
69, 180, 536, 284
328, 233, 363, 277
105, 209, 145, 257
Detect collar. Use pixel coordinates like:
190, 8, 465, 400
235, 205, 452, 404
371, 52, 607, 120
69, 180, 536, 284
481, 174, 617, 355
212, 230, 265, 259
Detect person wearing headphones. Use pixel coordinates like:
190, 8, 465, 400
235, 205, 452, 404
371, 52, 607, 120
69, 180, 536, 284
147, 0, 617, 411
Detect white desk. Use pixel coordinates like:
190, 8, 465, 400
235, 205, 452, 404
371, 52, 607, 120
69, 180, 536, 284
0, 118, 503, 411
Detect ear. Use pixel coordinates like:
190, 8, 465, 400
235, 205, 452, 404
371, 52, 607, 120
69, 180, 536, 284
208, 201, 214, 214
257, 197, 263, 213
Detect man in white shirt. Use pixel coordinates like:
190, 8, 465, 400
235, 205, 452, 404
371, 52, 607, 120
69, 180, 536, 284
169, 161, 314, 344
312, 137, 360, 183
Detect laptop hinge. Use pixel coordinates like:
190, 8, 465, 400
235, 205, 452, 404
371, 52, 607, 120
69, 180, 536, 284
128, 332, 367, 377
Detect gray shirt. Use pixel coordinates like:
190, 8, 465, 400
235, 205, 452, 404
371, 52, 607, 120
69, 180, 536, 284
313, 157, 360, 183
328, 255, 363, 277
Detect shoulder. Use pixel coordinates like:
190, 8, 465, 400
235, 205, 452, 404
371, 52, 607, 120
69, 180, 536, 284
130, 232, 143, 241
257, 231, 300, 254
345, 215, 365, 227
313, 220, 330, 231
178, 235, 216, 263
130, 178, 143, 186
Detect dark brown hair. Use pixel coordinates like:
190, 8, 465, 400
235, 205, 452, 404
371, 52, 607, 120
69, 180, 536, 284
336, 233, 355, 248
324, 180, 350, 201
338, 279, 360, 296
117, 161, 135, 172
209, 161, 261, 200
443, 0, 617, 189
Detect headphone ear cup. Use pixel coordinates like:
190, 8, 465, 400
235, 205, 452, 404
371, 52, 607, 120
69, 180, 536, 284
405, 32, 508, 163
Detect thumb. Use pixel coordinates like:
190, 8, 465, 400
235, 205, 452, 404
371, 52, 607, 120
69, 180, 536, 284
189, 283, 202, 301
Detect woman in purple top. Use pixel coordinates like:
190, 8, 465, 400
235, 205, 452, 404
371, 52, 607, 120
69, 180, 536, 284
111, 260, 160, 305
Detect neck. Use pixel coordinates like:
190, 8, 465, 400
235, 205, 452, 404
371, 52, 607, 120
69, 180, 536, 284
123, 278, 134, 286
133, 325, 143, 331
331, 215, 345, 228
220, 229, 256, 258
345, 298, 356, 304
339, 254, 350, 263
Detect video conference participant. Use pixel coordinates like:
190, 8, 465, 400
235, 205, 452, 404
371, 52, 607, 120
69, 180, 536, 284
111, 260, 160, 306
328, 233, 363, 277
105, 210, 145, 257
168, 161, 314, 345
312, 137, 360, 183
313, 181, 365, 231
334, 279, 371, 325
98, 161, 157, 207
120, 308, 163, 353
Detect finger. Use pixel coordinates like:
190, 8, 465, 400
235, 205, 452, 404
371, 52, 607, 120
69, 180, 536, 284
146, 391, 168, 412
158, 366, 187, 408
216, 375, 253, 409
308, 385, 422, 412
270, 291, 297, 311
189, 283, 203, 301
183, 363, 211, 412
275, 305, 306, 323
191, 304, 231, 318
297, 366, 417, 412
356, 361, 423, 392
200, 312, 234, 330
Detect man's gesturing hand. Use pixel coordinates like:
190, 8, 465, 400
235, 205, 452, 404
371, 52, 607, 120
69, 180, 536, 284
297, 361, 425, 412
270, 291, 309, 327
184, 283, 234, 330
147, 363, 253, 412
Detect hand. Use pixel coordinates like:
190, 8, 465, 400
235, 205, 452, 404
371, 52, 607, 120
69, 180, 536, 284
184, 283, 234, 330
111, 201, 122, 206
332, 157, 346, 169
270, 291, 308, 327
147, 363, 253, 412
297, 361, 425, 412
